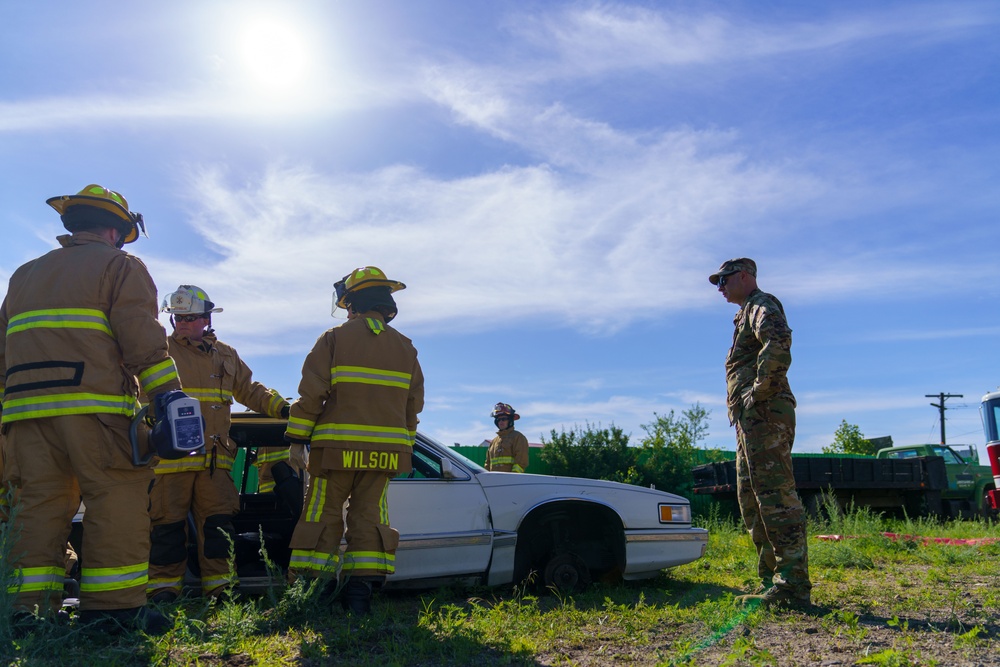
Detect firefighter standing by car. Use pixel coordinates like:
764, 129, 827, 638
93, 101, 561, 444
0, 421, 79, 581
147, 285, 290, 602
284, 266, 424, 614
485, 403, 529, 473
0, 185, 185, 634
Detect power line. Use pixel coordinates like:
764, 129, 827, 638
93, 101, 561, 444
925, 392, 963, 445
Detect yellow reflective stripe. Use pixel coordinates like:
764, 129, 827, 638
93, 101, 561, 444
2, 392, 136, 421
511, 464, 525, 473
286, 416, 314, 439
184, 387, 234, 403
329, 365, 411, 390
491, 456, 515, 465
258, 480, 275, 493
289, 550, 339, 573
201, 575, 233, 590
6, 566, 64, 593
365, 317, 384, 335
154, 452, 234, 473
267, 391, 287, 416
147, 577, 183, 593
341, 551, 395, 574
139, 359, 179, 393
257, 449, 289, 464
379, 481, 389, 525
311, 423, 415, 447
7, 308, 112, 336
80, 562, 148, 592
305, 476, 327, 522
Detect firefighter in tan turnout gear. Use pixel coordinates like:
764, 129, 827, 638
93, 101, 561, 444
147, 285, 289, 602
0, 185, 183, 634
285, 266, 424, 614
485, 403, 529, 473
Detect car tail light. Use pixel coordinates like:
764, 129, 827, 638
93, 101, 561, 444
659, 503, 691, 524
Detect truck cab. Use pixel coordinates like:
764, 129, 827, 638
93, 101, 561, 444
876, 443, 994, 518
979, 390, 1000, 511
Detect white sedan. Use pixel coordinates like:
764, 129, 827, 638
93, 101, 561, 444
229, 414, 708, 593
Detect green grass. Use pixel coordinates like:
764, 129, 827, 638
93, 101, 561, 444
2, 506, 998, 666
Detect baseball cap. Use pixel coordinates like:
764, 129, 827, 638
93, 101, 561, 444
709, 258, 757, 285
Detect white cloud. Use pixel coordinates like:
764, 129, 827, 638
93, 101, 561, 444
503, 3, 999, 77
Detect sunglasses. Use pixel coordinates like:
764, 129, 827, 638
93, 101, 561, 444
174, 314, 206, 323
718, 272, 739, 287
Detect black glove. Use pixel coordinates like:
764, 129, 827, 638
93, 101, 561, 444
281, 404, 291, 419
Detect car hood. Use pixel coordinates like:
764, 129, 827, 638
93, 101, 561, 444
474, 471, 689, 504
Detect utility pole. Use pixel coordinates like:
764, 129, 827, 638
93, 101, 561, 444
925, 392, 963, 445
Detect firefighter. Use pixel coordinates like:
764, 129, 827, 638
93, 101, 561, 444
0, 184, 184, 634
485, 403, 529, 473
147, 285, 290, 602
0, 425, 78, 580
285, 266, 424, 614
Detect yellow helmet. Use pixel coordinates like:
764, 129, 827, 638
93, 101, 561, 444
334, 266, 405, 309
46, 184, 146, 245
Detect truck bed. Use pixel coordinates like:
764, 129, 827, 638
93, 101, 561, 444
692, 455, 948, 517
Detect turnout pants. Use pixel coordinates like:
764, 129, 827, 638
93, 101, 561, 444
255, 446, 290, 494
289, 452, 398, 581
734, 397, 811, 598
3, 414, 153, 613
147, 468, 240, 598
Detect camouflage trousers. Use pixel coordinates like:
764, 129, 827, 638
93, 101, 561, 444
735, 397, 811, 597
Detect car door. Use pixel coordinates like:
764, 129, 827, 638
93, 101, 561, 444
387, 437, 495, 583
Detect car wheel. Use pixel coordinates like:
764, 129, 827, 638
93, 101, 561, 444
542, 552, 591, 594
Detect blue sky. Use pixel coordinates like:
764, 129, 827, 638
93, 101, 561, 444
3, 1, 999, 460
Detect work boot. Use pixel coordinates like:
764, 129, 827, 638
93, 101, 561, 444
79, 606, 173, 636
340, 578, 373, 615
149, 590, 179, 604
9, 609, 70, 638
736, 587, 811, 610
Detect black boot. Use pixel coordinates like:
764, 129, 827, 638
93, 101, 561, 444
149, 589, 179, 604
80, 606, 172, 635
340, 578, 373, 615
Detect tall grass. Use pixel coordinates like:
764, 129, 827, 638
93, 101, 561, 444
1, 501, 997, 665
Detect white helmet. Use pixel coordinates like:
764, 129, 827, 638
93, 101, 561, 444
161, 285, 224, 315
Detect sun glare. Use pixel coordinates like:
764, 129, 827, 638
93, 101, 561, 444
236, 16, 311, 95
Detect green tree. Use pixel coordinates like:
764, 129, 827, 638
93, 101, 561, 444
540, 423, 640, 485
822, 420, 877, 456
637, 404, 721, 498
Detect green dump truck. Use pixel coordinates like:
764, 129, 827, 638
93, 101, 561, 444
691, 443, 996, 520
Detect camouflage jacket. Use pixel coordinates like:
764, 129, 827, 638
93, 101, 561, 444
725, 288, 796, 423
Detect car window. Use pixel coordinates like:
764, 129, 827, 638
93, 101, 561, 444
416, 431, 486, 473
398, 446, 444, 480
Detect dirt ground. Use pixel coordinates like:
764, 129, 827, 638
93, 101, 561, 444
534, 568, 1000, 666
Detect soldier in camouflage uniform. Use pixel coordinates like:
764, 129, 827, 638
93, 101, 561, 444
710, 258, 811, 608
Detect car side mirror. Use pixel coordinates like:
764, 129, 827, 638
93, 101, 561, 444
441, 459, 457, 480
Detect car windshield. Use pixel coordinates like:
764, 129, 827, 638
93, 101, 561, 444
418, 431, 486, 473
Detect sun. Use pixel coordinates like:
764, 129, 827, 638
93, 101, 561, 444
235, 15, 311, 94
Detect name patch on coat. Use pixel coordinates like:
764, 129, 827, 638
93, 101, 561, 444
341, 450, 399, 471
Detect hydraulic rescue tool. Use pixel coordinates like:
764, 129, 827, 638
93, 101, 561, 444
130, 390, 205, 466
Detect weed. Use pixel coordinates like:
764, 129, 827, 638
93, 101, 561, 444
953, 625, 985, 651
856, 648, 920, 666
720, 636, 776, 666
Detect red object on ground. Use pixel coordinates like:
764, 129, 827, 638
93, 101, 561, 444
816, 533, 1000, 546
